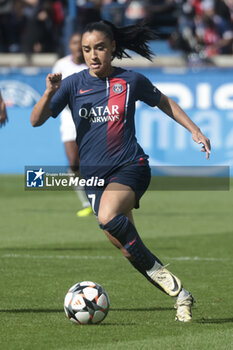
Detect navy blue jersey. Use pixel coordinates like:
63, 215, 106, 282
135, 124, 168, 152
50, 67, 161, 179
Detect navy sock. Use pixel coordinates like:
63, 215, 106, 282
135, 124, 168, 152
100, 214, 162, 271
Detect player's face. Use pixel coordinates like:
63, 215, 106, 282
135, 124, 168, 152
69, 34, 84, 64
82, 30, 116, 77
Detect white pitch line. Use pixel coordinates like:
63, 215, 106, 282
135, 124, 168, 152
165, 256, 231, 262
1, 254, 231, 262
1, 254, 115, 260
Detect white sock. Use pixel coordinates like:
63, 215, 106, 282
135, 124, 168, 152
75, 185, 90, 208
68, 169, 90, 208
177, 288, 189, 300
146, 260, 162, 277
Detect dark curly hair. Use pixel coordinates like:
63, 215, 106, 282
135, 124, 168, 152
83, 20, 157, 61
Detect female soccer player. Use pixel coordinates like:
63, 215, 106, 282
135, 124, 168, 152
31, 21, 211, 322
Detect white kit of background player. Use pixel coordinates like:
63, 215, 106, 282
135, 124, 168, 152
52, 33, 92, 217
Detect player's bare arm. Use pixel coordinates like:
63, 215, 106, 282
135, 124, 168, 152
31, 73, 62, 127
158, 93, 211, 159
0, 91, 8, 127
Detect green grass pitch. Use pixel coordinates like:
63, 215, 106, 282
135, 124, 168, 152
0, 175, 232, 350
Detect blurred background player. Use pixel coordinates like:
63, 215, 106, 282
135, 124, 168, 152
0, 90, 8, 127
52, 32, 92, 217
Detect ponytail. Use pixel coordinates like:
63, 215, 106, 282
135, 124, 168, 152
83, 20, 157, 61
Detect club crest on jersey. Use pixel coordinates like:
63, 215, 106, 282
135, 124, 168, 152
113, 83, 123, 94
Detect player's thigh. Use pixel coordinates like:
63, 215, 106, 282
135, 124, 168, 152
60, 110, 76, 143
98, 183, 136, 225
64, 141, 79, 168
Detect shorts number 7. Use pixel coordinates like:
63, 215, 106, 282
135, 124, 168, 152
87, 194, 96, 214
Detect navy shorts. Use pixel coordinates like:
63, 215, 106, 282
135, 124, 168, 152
85, 158, 151, 216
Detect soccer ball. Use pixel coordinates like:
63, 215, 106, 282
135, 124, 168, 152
64, 281, 110, 325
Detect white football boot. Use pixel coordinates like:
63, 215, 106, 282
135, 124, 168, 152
147, 264, 182, 297
174, 291, 195, 322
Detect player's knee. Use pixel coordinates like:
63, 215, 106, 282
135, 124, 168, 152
98, 213, 129, 241
70, 164, 79, 173
98, 210, 116, 227
68, 157, 79, 171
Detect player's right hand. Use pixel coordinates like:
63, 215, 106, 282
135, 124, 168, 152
46, 73, 62, 94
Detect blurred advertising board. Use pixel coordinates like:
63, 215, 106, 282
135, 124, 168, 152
0, 67, 232, 175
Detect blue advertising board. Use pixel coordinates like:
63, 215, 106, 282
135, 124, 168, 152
0, 67, 232, 174
0, 68, 66, 173
134, 67, 233, 174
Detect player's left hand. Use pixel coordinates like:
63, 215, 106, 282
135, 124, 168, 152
0, 98, 8, 127
192, 130, 211, 159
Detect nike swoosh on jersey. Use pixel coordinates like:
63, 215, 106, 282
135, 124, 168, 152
79, 89, 93, 94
